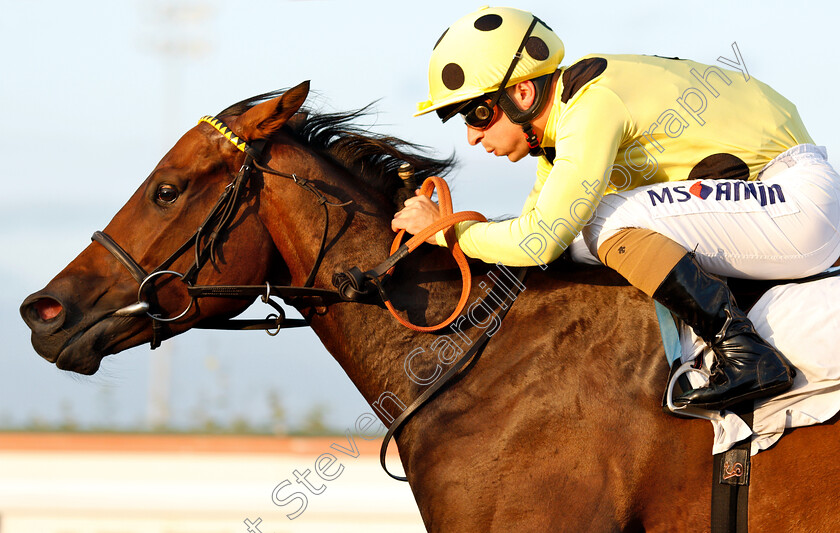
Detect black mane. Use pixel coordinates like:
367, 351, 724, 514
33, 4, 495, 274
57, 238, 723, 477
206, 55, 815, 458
219, 89, 455, 207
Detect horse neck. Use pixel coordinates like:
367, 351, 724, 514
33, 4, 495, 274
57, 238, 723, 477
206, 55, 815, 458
258, 142, 442, 406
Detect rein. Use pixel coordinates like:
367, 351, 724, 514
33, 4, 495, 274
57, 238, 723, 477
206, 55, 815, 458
95, 114, 487, 345
93, 112, 524, 483
333, 176, 487, 332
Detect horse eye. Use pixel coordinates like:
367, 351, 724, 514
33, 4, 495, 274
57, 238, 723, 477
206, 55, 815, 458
155, 184, 179, 205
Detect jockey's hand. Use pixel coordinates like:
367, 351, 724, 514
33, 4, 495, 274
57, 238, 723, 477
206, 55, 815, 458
391, 191, 441, 245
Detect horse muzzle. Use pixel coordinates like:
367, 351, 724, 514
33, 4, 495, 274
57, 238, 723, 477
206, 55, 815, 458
20, 291, 73, 365
20, 284, 146, 374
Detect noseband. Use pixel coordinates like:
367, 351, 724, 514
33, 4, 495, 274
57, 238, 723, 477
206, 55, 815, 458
93, 115, 353, 348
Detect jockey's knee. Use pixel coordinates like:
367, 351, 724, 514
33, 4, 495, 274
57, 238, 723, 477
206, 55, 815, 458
597, 228, 687, 297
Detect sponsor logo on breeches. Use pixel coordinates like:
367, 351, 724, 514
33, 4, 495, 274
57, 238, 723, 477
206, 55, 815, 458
648, 181, 786, 207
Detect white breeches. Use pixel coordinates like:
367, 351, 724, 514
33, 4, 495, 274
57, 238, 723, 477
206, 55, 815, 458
576, 144, 840, 279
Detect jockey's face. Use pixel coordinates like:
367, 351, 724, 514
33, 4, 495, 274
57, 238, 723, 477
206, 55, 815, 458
466, 106, 532, 162
464, 79, 548, 163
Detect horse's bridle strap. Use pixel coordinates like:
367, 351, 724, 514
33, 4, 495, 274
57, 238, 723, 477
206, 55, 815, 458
95, 114, 484, 344
91, 115, 356, 347
198, 115, 261, 159
187, 284, 347, 306
92, 231, 149, 284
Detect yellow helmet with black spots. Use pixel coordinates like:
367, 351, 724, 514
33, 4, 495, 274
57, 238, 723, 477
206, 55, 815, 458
416, 6, 564, 118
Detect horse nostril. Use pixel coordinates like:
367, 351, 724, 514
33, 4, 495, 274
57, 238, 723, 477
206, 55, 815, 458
34, 298, 64, 322
21, 294, 67, 333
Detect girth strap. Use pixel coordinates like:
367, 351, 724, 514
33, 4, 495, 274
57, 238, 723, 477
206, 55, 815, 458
711, 407, 753, 533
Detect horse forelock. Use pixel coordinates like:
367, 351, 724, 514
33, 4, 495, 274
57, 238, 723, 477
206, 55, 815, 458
218, 89, 456, 209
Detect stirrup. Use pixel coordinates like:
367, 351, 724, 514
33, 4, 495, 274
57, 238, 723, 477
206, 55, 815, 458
665, 361, 724, 421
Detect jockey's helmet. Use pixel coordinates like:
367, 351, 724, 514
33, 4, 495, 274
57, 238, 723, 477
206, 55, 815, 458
415, 6, 564, 125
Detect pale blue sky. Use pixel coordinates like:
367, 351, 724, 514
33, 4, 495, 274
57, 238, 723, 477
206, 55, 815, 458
2, 0, 839, 431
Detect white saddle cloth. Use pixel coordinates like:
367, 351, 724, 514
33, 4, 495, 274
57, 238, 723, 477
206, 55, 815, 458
678, 272, 840, 455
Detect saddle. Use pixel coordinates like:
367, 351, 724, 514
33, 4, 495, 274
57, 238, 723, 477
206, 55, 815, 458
661, 267, 840, 423
658, 268, 840, 533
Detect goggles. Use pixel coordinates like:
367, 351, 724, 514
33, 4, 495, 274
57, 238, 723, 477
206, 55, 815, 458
460, 97, 498, 130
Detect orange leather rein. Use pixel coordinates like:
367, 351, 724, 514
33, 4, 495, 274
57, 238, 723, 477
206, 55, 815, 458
386, 176, 486, 332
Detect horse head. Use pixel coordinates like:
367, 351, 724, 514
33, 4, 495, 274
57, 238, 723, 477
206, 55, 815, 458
19, 83, 316, 374
20, 81, 452, 378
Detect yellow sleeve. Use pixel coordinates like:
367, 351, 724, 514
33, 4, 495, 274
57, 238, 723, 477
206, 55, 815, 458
520, 157, 552, 215
449, 86, 631, 267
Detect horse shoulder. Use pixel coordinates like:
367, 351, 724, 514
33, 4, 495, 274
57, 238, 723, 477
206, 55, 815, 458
403, 267, 707, 530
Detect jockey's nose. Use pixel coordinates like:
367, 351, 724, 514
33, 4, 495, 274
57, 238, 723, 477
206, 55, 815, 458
467, 126, 484, 146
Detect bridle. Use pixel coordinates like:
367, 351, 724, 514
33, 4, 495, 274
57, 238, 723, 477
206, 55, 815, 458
95, 112, 490, 346
92, 111, 527, 482
94, 115, 354, 348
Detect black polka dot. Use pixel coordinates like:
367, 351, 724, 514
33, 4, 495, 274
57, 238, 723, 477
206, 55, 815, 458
442, 63, 465, 90
688, 153, 750, 181
526, 36, 549, 61
474, 14, 503, 31
433, 28, 448, 50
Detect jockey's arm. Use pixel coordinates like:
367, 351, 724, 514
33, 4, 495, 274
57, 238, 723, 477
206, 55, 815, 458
432, 86, 631, 266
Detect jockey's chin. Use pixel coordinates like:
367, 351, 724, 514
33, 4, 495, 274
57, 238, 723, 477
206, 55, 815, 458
488, 142, 530, 162
503, 145, 531, 162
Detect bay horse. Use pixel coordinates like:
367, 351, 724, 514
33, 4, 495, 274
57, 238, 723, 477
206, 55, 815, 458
19, 82, 840, 532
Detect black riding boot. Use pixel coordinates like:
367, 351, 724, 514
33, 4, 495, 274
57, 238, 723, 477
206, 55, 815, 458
653, 254, 795, 411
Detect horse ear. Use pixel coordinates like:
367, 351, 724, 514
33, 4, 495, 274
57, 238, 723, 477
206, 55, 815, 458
238, 81, 311, 141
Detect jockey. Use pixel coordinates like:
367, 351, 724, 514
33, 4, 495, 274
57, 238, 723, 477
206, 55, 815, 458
392, 6, 840, 411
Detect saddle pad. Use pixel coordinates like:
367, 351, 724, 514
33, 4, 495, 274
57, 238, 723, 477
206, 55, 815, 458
667, 273, 840, 455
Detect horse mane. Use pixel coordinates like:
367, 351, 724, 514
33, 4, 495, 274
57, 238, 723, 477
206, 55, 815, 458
219, 89, 455, 208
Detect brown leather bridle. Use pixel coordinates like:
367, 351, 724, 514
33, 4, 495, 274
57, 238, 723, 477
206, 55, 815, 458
93, 116, 351, 348
95, 113, 491, 346
91, 113, 527, 482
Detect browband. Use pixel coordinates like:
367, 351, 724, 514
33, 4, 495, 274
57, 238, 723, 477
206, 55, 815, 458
198, 115, 261, 159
